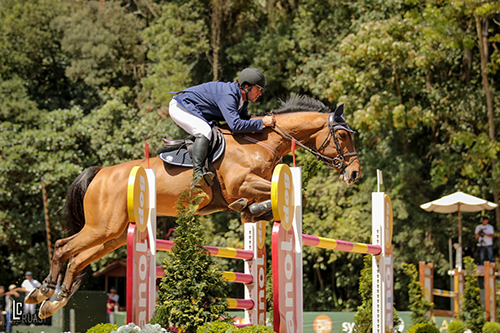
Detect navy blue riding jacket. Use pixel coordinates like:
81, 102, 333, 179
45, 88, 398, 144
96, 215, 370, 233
172, 81, 263, 133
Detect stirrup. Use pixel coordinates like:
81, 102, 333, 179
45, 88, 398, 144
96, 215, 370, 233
191, 171, 214, 189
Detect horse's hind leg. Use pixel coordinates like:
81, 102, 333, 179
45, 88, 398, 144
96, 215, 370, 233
39, 229, 128, 319
25, 234, 80, 304
28, 218, 126, 307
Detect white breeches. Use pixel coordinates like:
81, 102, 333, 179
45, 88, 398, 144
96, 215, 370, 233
169, 99, 212, 140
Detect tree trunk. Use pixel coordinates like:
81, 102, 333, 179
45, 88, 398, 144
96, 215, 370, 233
475, 15, 499, 225
210, 0, 228, 81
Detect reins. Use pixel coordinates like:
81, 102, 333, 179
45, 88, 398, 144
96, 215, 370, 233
222, 113, 359, 173
272, 120, 358, 173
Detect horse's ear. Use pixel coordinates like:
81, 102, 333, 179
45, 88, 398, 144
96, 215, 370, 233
333, 104, 345, 122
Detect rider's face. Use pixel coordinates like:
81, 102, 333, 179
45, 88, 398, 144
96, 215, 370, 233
246, 85, 262, 102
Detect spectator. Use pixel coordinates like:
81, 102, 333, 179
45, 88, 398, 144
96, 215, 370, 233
19, 272, 41, 318
475, 216, 495, 265
108, 287, 119, 304
0, 285, 6, 331
5, 284, 20, 332
106, 290, 117, 324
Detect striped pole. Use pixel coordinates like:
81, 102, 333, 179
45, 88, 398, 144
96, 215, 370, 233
433, 289, 458, 298
155, 266, 253, 284
302, 234, 382, 255
156, 239, 254, 261
41, 177, 52, 262
226, 298, 255, 310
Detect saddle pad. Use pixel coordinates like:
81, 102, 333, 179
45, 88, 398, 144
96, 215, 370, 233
159, 129, 225, 167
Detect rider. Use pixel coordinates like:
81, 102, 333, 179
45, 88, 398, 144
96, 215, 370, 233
169, 67, 276, 188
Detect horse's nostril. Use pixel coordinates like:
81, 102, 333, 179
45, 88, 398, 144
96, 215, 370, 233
352, 171, 359, 181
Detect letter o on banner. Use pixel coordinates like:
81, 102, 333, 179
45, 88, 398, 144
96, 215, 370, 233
271, 164, 295, 230
127, 166, 150, 232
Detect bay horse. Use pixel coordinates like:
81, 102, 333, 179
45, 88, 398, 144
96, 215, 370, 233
26, 95, 361, 318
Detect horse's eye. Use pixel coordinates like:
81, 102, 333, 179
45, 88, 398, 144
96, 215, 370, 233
338, 132, 347, 140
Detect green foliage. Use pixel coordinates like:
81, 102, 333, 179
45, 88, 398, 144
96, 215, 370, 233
407, 323, 440, 333
151, 189, 230, 332
448, 320, 467, 333
353, 255, 373, 333
483, 322, 500, 333
141, 0, 210, 112
197, 322, 273, 332
197, 321, 237, 333
353, 255, 403, 332
497, 280, 500, 324
56, 0, 146, 88
238, 325, 274, 332
86, 323, 119, 333
459, 257, 486, 333
402, 263, 434, 325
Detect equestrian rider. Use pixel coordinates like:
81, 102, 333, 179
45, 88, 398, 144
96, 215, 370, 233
169, 67, 276, 188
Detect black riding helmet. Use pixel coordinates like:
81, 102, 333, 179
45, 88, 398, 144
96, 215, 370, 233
237, 67, 266, 92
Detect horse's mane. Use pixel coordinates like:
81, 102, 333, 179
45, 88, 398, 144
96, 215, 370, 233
273, 95, 331, 114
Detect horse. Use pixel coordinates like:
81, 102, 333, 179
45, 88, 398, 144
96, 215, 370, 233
26, 95, 361, 319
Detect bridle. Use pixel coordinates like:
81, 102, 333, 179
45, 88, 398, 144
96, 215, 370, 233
272, 113, 358, 173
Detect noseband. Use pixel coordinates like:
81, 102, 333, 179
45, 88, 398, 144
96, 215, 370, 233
273, 114, 358, 173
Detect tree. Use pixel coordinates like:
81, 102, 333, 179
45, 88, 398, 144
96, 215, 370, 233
151, 190, 229, 332
459, 256, 486, 333
57, 0, 146, 89
402, 263, 434, 325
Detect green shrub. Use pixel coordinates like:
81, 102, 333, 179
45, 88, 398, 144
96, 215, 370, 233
402, 263, 434, 325
448, 320, 467, 333
483, 322, 500, 333
151, 190, 230, 332
239, 325, 274, 332
353, 255, 373, 333
86, 323, 119, 333
196, 321, 238, 332
407, 323, 440, 333
460, 257, 486, 333
196, 322, 273, 333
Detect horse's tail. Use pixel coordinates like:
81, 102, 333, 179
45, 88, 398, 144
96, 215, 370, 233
64, 166, 103, 236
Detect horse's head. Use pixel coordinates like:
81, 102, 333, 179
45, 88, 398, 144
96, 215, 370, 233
312, 104, 361, 184
272, 96, 361, 184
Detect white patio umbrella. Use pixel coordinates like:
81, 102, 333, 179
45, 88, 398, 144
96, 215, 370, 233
420, 190, 498, 268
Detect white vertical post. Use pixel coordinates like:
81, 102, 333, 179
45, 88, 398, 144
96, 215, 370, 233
244, 222, 267, 325
372, 191, 393, 333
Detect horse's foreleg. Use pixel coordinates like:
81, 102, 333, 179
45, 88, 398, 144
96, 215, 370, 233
236, 174, 272, 199
232, 174, 274, 221
39, 230, 128, 319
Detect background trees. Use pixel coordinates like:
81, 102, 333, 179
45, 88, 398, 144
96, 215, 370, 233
0, 0, 498, 311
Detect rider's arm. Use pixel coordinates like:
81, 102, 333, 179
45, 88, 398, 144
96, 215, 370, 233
218, 95, 264, 133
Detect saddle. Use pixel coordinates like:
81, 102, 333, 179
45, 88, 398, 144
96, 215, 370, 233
157, 128, 225, 167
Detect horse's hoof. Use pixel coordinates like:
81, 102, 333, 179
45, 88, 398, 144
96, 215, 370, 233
228, 198, 248, 212
39, 298, 67, 319
25, 288, 53, 304
248, 200, 272, 216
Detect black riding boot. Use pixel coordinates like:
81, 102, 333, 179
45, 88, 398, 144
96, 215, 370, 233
191, 134, 215, 188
